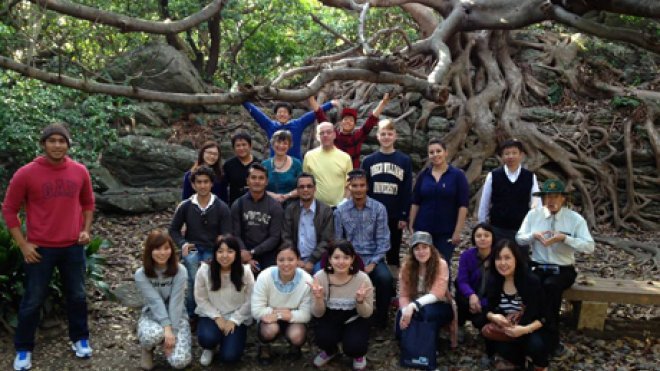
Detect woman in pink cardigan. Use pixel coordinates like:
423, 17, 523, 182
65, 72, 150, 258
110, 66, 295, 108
397, 231, 456, 346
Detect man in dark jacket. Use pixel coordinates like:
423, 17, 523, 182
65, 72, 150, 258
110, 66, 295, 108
282, 172, 334, 273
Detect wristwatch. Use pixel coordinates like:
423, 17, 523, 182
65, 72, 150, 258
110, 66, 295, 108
276, 312, 283, 320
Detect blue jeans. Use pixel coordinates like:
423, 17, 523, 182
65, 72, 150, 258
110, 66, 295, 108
430, 232, 455, 278
15, 245, 88, 351
368, 261, 394, 327
182, 246, 214, 317
197, 317, 247, 363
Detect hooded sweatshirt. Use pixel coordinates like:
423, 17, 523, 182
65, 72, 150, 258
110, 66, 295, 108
2, 156, 95, 247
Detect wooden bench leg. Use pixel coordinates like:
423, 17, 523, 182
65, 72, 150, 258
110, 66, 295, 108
577, 301, 608, 331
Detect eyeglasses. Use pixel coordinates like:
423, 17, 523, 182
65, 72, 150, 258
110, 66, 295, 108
297, 184, 314, 189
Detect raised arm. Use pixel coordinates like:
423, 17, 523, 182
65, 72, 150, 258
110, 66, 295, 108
243, 102, 277, 133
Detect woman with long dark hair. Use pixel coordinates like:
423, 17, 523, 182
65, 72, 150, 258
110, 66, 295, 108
194, 235, 254, 366
481, 240, 548, 370
455, 223, 496, 331
310, 240, 373, 370
409, 138, 469, 270
182, 141, 227, 201
134, 229, 191, 370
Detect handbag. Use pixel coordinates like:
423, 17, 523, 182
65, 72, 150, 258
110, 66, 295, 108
399, 305, 438, 370
481, 309, 525, 342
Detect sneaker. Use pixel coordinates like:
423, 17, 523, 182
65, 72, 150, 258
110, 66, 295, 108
141, 348, 154, 370
200, 349, 214, 366
71, 339, 92, 358
13, 351, 31, 371
313, 351, 336, 367
353, 356, 367, 370
552, 343, 573, 360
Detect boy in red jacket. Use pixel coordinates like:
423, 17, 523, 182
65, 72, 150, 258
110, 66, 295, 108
3, 123, 95, 371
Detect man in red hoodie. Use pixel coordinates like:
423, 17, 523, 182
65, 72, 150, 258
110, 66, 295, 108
3, 123, 95, 371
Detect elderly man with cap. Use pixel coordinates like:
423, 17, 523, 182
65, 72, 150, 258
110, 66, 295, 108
3, 123, 95, 370
309, 93, 390, 169
516, 179, 594, 359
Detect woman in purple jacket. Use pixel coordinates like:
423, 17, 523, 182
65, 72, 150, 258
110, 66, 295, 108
455, 223, 495, 331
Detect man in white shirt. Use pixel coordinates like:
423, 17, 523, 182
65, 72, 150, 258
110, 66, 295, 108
478, 139, 540, 255
516, 179, 594, 358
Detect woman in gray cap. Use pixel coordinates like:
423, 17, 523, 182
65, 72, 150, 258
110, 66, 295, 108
396, 231, 455, 367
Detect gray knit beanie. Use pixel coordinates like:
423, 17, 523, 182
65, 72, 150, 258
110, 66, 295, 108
40, 123, 72, 147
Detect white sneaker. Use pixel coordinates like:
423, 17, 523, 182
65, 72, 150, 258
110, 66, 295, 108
71, 339, 92, 358
313, 351, 336, 367
14, 351, 32, 371
200, 349, 214, 366
353, 356, 367, 370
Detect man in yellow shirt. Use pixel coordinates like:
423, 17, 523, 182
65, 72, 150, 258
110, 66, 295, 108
303, 122, 352, 207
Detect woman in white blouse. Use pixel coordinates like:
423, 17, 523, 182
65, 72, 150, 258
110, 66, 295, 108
251, 243, 312, 365
194, 235, 254, 366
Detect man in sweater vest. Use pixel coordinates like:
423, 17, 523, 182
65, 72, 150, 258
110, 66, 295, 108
169, 165, 232, 318
477, 139, 541, 256
361, 119, 412, 273
3, 123, 95, 370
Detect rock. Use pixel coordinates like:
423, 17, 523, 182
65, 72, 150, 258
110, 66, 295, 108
95, 187, 180, 213
90, 166, 123, 193
427, 116, 450, 131
104, 43, 207, 95
133, 104, 166, 128
111, 282, 144, 309
521, 106, 569, 122
101, 135, 195, 188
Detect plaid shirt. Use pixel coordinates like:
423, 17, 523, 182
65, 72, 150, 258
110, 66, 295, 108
315, 109, 378, 169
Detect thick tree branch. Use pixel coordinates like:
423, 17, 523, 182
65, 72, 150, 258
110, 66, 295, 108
29, 0, 226, 34
547, 4, 660, 54
590, 0, 660, 19
0, 55, 448, 105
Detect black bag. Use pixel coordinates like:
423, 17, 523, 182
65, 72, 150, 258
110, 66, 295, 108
399, 307, 438, 370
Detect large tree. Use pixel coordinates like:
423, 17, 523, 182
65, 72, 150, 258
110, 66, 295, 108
1, 0, 658, 234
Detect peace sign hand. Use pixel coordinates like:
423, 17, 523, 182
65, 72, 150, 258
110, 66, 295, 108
355, 282, 372, 304
307, 278, 324, 300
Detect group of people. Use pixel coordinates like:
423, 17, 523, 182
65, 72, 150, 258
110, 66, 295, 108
3, 96, 594, 371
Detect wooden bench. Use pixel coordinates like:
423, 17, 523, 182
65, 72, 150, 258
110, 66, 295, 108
563, 277, 660, 331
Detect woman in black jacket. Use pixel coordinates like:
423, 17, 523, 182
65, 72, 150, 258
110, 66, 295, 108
481, 240, 548, 370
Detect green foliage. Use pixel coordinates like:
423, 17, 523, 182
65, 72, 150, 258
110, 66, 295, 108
0, 69, 136, 189
610, 96, 640, 108
0, 218, 112, 331
547, 82, 564, 105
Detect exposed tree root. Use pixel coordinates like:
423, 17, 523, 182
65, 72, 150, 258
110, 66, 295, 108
595, 236, 660, 268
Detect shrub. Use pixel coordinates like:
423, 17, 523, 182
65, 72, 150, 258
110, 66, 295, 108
0, 219, 112, 333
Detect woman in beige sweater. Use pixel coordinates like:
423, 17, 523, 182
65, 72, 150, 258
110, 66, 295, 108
310, 240, 374, 371
194, 235, 254, 366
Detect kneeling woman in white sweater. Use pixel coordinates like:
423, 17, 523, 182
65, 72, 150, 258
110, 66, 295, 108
194, 235, 254, 366
134, 229, 191, 370
251, 243, 313, 364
